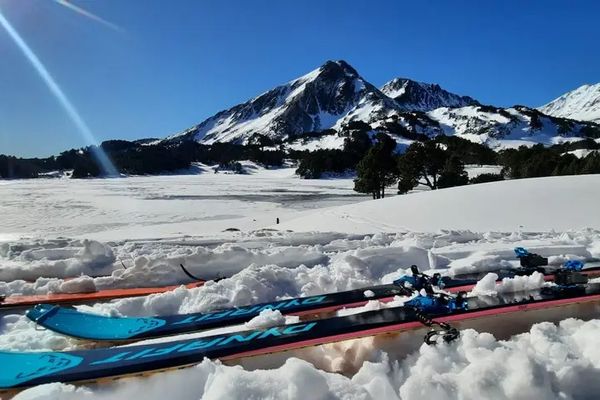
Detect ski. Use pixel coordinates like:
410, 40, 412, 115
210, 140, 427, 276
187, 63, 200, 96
4, 280, 600, 391
0, 282, 205, 310
27, 251, 600, 342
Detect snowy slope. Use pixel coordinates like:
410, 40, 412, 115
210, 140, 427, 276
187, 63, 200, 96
539, 83, 600, 123
381, 78, 479, 111
279, 174, 600, 233
167, 60, 401, 145
427, 105, 592, 149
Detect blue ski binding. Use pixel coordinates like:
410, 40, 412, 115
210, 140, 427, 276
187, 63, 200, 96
393, 265, 443, 295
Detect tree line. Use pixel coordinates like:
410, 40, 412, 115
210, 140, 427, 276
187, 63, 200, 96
2, 126, 600, 186
350, 134, 600, 199
0, 139, 286, 179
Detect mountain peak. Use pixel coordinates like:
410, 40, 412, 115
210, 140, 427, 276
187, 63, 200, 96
381, 77, 479, 111
538, 83, 600, 123
167, 60, 398, 144
312, 60, 359, 80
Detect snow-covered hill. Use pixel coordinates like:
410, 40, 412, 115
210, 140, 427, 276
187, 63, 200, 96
381, 78, 479, 111
278, 174, 600, 233
539, 83, 600, 123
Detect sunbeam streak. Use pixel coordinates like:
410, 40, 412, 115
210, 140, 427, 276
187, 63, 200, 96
54, 0, 123, 33
0, 9, 118, 176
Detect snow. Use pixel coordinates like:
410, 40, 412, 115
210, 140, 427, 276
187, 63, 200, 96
470, 272, 546, 296
380, 78, 408, 99
380, 78, 476, 111
427, 106, 590, 150
287, 133, 347, 151
464, 164, 503, 179
539, 83, 600, 123
0, 167, 360, 241
167, 66, 326, 144
243, 309, 298, 330
566, 149, 599, 158
3, 172, 600, 398
279, 174, 600, 233
165, 61, 397, 145
13, 319, 600, 400
0, 239, 115, 282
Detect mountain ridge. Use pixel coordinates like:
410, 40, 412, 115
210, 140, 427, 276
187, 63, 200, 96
167, 60, 483, 145
165, 60, 599, 150
380, 77, 479, 111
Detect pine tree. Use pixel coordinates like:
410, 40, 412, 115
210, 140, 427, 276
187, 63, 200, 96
397, 141, 468, 193
353, 133, 399, 199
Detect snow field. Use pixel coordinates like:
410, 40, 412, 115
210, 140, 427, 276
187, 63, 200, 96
0, 168, 360, 241
2, 174, 600, 398
279, 175, 600, 233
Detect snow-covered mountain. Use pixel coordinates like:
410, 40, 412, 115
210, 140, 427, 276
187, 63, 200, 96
169, 60, 401, 144
427, 105, 595, 149
167, 60, 486, 145
538, 83, 600, 123
381, 78, 479, 111
165, 60, 599, 150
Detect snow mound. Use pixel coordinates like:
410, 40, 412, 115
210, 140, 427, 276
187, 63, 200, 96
0, 239, 115, 282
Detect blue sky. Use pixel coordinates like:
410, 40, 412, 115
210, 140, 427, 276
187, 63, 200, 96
0, 0, 599, 157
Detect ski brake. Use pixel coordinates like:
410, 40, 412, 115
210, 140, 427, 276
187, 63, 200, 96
404, 291, 467, 345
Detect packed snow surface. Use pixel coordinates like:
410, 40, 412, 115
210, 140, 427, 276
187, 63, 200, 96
279, 174, 600, 233
2, 173, 600, 399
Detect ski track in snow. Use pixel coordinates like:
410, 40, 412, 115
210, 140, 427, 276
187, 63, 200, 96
2, 173, 600, 399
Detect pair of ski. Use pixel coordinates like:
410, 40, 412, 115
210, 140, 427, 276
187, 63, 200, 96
1, 249, 599, 390
24, 248, 599, 342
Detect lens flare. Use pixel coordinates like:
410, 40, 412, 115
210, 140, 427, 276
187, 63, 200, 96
54, 0, 122, 33
0, 9, 118, 176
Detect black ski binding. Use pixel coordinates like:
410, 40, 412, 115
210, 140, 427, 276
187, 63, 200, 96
514, 247, 548, 275
393, 265, 443, 295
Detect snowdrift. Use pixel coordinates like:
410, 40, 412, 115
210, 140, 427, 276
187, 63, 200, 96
279, 175, 600, 233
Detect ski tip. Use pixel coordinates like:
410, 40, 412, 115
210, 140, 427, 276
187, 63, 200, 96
0, 351, 83, 389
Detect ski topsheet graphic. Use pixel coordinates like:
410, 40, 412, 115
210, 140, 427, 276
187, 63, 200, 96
27, 284, 408, 340
5, 283, 600, 390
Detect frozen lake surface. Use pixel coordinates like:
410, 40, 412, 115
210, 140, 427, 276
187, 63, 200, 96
0, 167, 364, 241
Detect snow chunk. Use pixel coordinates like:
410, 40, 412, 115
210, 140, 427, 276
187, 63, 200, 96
243, 309, 286, 330
471, 272, 546, 296
59, 276, 97, 294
